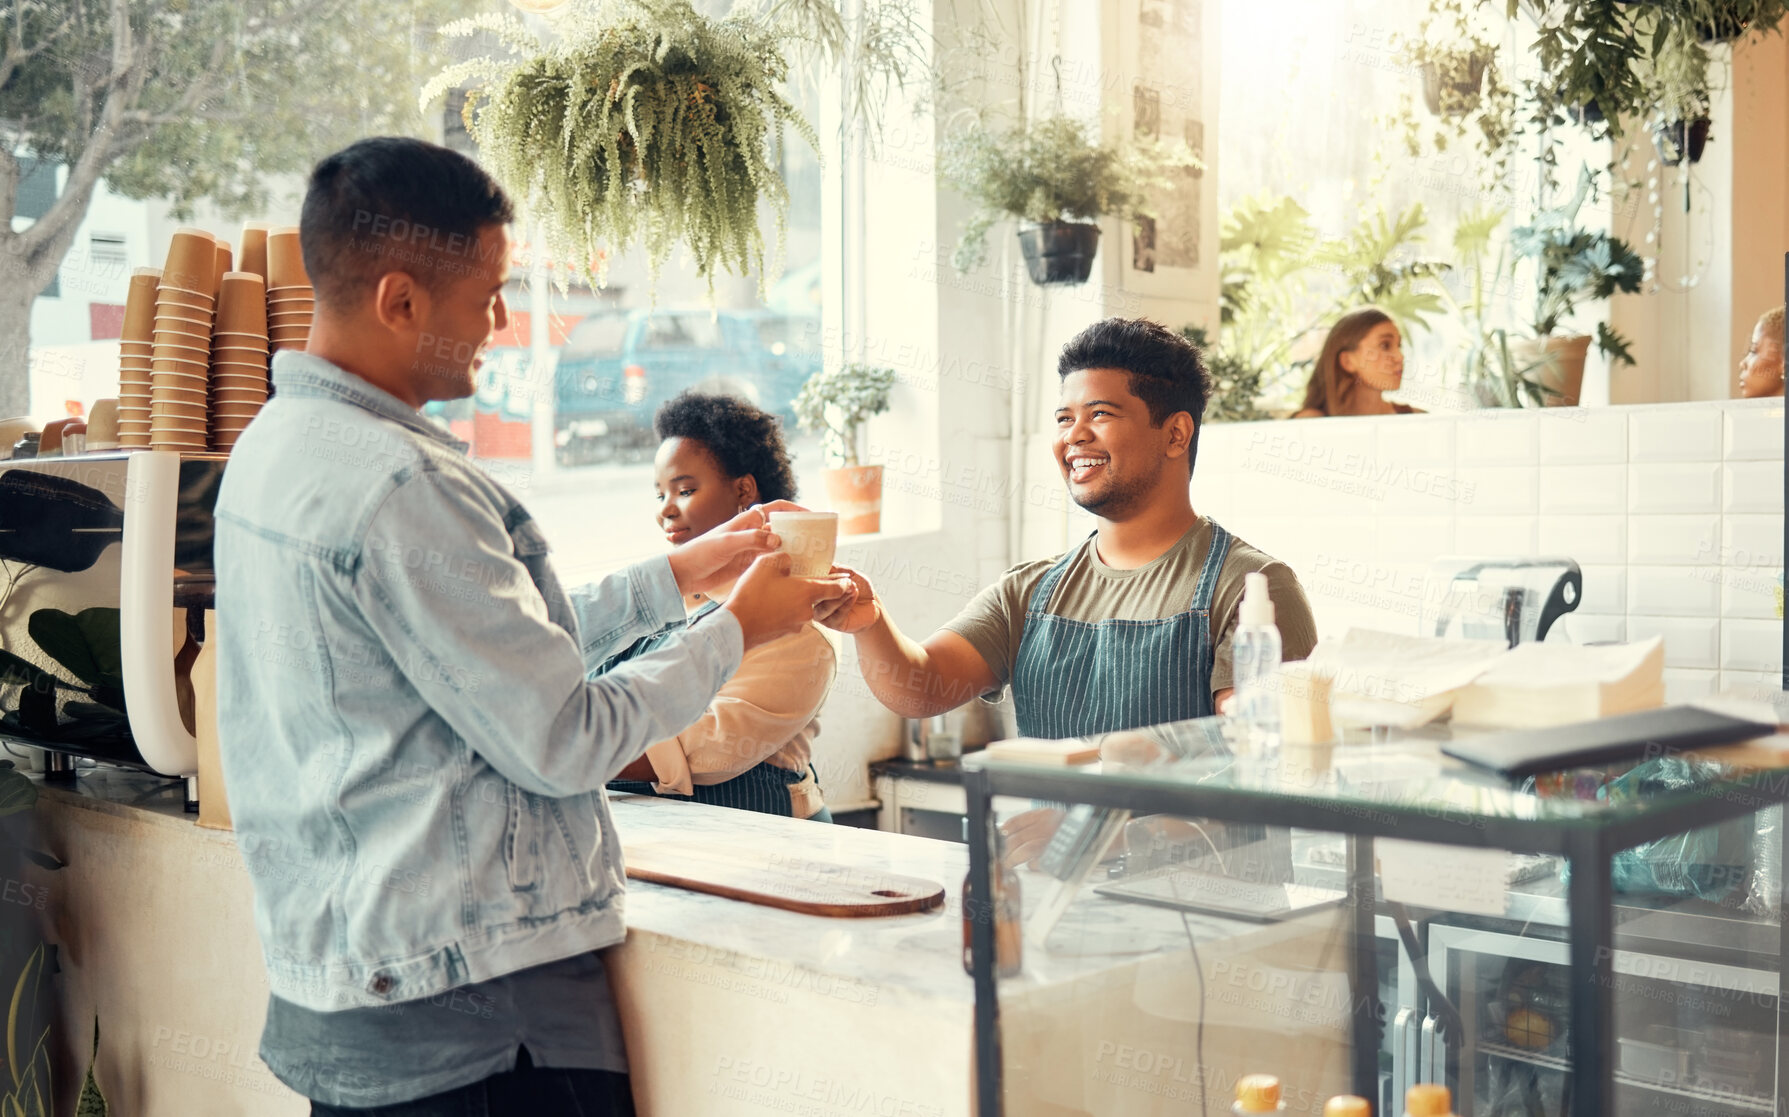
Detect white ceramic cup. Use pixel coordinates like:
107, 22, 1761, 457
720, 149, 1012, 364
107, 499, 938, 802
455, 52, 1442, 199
767, 511, 839, 577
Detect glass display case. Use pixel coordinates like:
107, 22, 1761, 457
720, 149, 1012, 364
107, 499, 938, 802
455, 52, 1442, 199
959, 715, 1789, 1117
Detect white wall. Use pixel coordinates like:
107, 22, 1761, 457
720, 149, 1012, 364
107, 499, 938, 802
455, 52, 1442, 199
1181, 400, 1784, 702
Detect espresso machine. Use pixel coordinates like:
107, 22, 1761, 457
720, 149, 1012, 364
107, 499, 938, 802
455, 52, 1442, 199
0, 450, 225, 799
1420, 556, 1583, 647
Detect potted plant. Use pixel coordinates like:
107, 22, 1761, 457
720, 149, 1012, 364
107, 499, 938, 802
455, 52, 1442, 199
425, 0, 915, 293
1412, 43, 1491, 118
1180, 327, 1271, 423
937, 114, 1191, 285
793, 363, 897, 535
1508, 168, 1645, 406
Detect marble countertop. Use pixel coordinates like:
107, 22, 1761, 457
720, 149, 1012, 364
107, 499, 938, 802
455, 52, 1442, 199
31, 767, 1309, 1006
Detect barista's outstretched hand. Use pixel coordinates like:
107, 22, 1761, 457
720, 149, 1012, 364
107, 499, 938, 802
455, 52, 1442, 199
815, 566, 882, 634
724, 552, 856, 651
667, 500, 806, 597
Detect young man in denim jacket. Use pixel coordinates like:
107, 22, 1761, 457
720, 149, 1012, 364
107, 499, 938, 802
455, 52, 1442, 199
214, 137, 854, 1116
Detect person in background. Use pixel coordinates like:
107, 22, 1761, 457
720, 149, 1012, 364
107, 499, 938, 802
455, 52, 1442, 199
1292, 306, 1421, 418
1738, 304, 1784, 398
214, 137, 853, 1117
604, 392, 838, 821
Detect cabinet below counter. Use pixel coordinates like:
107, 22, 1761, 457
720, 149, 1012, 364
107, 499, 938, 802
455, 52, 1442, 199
28, 771, 975, 1117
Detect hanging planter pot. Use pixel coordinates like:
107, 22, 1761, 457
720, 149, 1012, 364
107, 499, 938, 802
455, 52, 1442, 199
1568, 98, 1605, 126
1420, 52, 1489, 117
1651, 117, 1712, 166
1017, 221, 1101, 287
1696, 13, 1751, 43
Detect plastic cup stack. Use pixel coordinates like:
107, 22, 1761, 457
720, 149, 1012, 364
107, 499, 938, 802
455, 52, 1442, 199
210, 271, 270, 451
118, 267, 160, 448
266, 227, 313, 355
150, 227, 218, 452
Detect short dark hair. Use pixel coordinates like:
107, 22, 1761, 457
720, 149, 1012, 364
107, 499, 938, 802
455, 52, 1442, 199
1057, 317, 1212, 474
300, 137, 515, 308
654, 392, 798, 503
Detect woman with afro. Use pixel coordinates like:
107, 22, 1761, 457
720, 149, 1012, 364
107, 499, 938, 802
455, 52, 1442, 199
600, 392, 838, 820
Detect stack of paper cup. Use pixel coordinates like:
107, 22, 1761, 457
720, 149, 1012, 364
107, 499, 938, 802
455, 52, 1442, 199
150, 227, 217, 452
266, 227, 312, 354
118, 267, 160, 447
211, 272, 269, 451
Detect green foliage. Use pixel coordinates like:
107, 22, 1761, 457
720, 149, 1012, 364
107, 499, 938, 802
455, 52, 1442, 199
793, 363, 896, 467
1512, 0, 1789, 144
936, 115, 1195, 273
434, 2, 815, 294
1217, 195, 1450, 408
75, 1018, 105, 1117
1511, 166, 1645, 360
1, 0, 467, 219
1181, 327, 1270, 424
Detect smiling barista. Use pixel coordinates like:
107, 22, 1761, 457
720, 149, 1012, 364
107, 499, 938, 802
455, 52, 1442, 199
826, 317, 1318, 749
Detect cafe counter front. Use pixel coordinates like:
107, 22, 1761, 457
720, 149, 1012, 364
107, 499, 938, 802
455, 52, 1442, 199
31, 766, 1363, 1117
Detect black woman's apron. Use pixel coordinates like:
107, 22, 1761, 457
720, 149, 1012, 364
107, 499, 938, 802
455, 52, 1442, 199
599, 601, 814, 818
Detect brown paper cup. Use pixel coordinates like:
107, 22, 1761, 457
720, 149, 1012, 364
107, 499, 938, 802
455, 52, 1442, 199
239, 224, 269, 282
151, 322, 209, 342
156, 285, 215, 309
212, 242, 233, 297
268, 310, 313, 326
152, 341, 210, 362
154, 314, 212, 339
210, 371, 268, 387
267, 282, 313, 299
123, 268, 162, 343
267, 228, 307, 289
162, 228, 218, 295
217, 272, 268, 334
210, 332, 268, 350
211, 360, 268, 378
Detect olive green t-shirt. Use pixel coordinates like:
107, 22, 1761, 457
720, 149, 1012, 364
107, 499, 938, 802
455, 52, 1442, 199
944, 518, 1319, 699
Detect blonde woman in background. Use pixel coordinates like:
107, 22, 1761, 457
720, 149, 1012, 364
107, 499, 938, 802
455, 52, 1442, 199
1738, 305, 1784, 398
1292, 306, 1422, 418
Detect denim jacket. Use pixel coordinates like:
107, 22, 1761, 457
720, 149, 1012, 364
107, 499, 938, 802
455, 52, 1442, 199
213, 351, 742, 1011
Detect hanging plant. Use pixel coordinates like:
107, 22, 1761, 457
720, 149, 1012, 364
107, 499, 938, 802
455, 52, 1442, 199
936, 114, 1195, 276
423, 0, 920, 293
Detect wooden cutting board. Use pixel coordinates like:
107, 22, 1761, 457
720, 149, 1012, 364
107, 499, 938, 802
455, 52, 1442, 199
623, 841, 946, 918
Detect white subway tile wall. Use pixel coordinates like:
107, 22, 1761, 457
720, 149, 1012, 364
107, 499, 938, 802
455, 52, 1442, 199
1631, 409, 1722, 462
1662, 668, 1720, 702
1628, 462, 1721, 515
1538, 411, 1626, 465
1183, 400, 1783, 685
1724, 406, 1785, 461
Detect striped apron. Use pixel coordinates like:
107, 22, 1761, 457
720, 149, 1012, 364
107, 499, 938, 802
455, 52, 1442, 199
1011, 522, 1232, 739
599, 602, 815, 818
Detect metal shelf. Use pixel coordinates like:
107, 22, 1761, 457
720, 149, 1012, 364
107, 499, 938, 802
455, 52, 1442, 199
1479, 1040, 1775, 1115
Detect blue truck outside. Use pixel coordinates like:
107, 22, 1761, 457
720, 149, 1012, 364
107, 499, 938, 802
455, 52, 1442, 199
553, 308, 820, 465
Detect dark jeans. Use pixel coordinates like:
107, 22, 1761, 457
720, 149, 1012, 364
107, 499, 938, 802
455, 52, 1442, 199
311, 1048, 636, 1117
